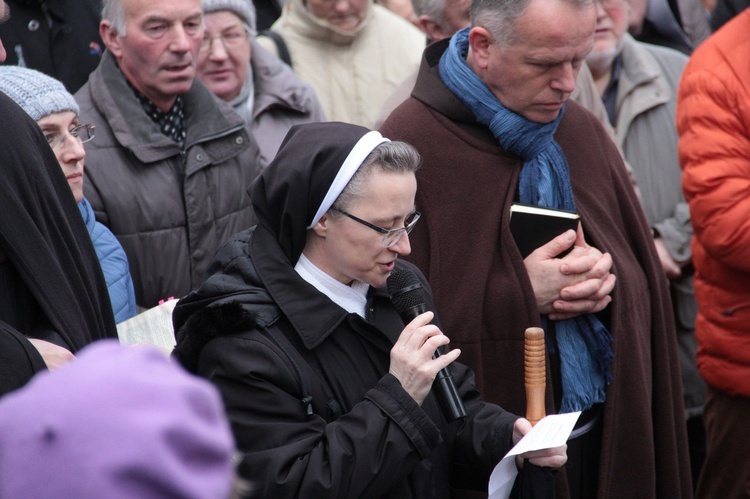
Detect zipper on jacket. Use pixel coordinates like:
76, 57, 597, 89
722, 302, 750, 316
266, 328, 315, 417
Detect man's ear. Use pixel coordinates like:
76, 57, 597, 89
468, 26, 493, 70
100, 21, 123, 58
418, 16, 446, 42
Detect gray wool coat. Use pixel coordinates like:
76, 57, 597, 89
231, 39, 325, 167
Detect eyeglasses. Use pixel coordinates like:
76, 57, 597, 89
596, 0, 625, 9
200, 29, 249, 52
332, 208, 421, 248
44, 124, 95, 151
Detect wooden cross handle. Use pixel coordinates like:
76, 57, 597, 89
524, 327, 546, 426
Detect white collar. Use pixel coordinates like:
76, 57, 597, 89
294, 253, 369, 318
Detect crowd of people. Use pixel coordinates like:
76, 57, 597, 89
1, 0, 748, 497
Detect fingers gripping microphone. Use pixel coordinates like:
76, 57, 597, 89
387, 269, 467, 422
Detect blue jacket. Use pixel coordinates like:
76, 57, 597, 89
78, 198, 136, 323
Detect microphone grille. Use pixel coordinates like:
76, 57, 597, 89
387, 269, 425, 313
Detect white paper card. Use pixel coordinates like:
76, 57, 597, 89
116, 298, 178, 356
488, 411, 581, 499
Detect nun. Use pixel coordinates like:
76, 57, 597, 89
173, 122, 566, 497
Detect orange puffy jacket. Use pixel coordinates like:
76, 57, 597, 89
677, 10, 750, 397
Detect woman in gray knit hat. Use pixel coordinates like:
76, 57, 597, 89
198, 0, 326, 166
0, 66, 137, 325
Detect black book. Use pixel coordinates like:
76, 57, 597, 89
509, 203, 580, 258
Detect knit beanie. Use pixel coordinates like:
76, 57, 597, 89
202, 0, 258, 32
0, 340, 236, 499
0, 66, 79, 121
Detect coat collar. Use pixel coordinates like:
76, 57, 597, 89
252, 225, 354, 349
253, 225, 398, 349
281, 0, 373, 45
412, 39, 542, 156
613, 34, 672, 140
250, 39, 314, 117
173, 225, 396, 356
88, 50, 246, 163
77, 198, 96, 234
412, 40, 476, 128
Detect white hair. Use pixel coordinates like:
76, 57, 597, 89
101, 0, 128, 35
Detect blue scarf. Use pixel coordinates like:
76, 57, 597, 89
439, 28, 613, 412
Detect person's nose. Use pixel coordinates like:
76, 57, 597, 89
208, 38, 229, 60
595, 0, 608, 19
391, 231, 412, 256
333, 0, 350, 13
551, 63, 576, 95
169, 25, 193, 53
58, 134, 86, 163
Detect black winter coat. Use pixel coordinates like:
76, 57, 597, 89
0, 0, 103, 93
173, 225, 520, 498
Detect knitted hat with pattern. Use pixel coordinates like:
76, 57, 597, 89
0, 66, 79, 121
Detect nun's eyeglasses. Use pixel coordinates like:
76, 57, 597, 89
332, 208, 421, 248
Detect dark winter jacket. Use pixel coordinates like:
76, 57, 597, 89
76, 50, 262, 308
173, 225, 520, 498
0, 0, 103, 93
709, 0, 749, 31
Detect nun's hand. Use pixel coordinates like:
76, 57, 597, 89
389, 311, 461, 406
513, 418, 568, 470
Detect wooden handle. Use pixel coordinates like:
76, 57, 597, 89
524, 327, 546, 426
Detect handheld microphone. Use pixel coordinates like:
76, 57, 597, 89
387, 269, 467, 422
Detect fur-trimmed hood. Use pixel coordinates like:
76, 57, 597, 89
172, 227, 278, 373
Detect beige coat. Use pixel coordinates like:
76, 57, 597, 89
258, 0, 426, 127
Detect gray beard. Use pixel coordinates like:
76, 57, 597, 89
586, 45, 621, 80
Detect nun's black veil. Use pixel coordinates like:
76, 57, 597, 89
0, 92, 117, 392
248, 122, 373, 265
